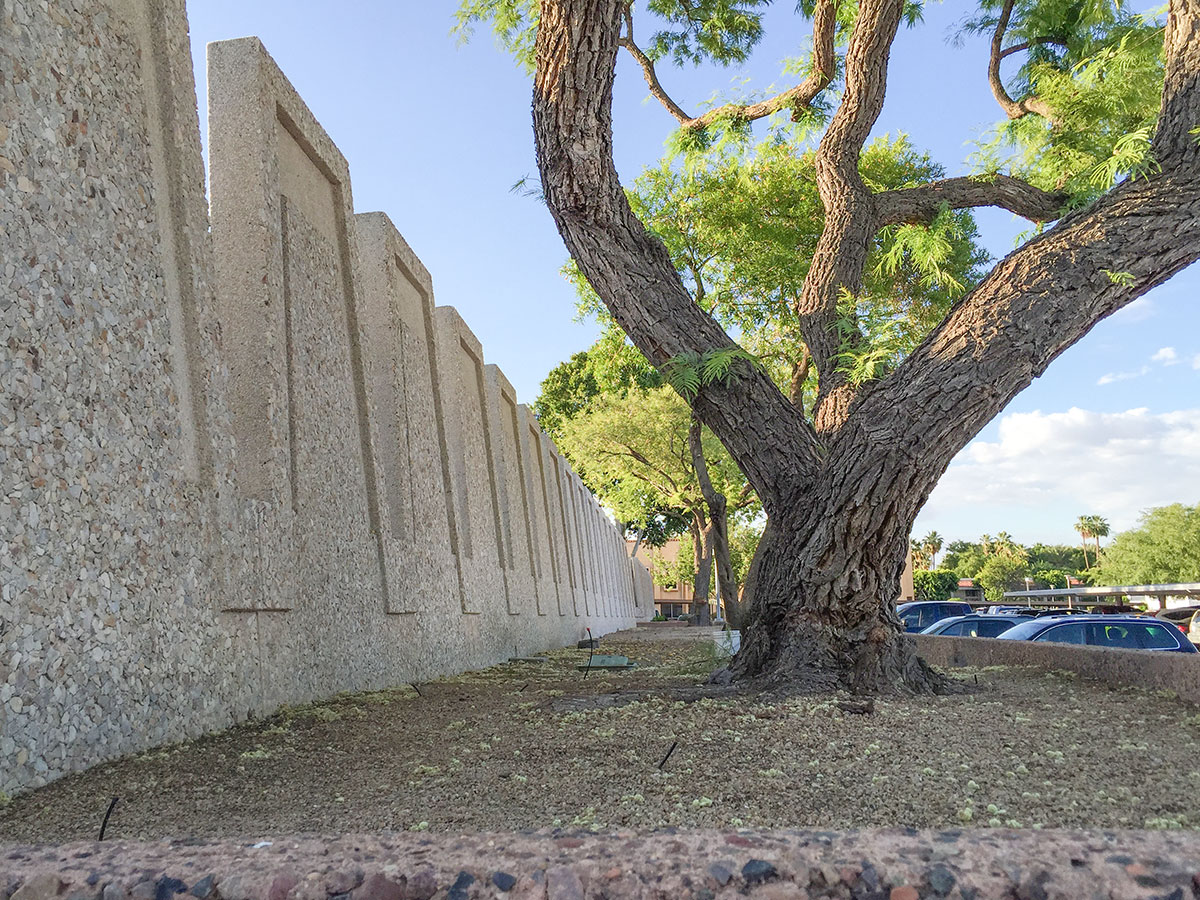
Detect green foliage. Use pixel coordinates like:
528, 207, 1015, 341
968, 2, 1166, 202
729, 518, 763, 587
659, 347, 760, 400
913, 569, 960, 603
644, 0, 772, 67
574, 135, 987, 404
1096, 503, 1200, 585
452, 0, 538, 73
1033, 568, 1071, 589
977, 554, 1031, 603
553, 385, 753, 532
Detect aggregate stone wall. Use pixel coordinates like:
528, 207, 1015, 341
914, 633, 1200, 704
0, 3, 645, 797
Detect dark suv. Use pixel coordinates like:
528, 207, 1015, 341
896, 600, 973, 633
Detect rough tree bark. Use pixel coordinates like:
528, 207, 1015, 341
533, 0, 1200, 692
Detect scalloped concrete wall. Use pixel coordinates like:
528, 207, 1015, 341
0, 1, 650, 797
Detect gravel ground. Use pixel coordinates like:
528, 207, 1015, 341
2, 631, 1198, 843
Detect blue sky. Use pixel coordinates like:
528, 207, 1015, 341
186, 1, 1199, 547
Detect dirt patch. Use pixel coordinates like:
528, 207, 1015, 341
2, 633, 1198, 842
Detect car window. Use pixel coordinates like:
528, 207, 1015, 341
1137, 623, 1179, 650
1095, 624, 1140, 649
939, 621, 966, 636
978, 619, 1016, 638
901, 610, 923, 629
920, 607, 940, 628
1034, 622, 1087, 645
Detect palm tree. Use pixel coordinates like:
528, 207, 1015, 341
1088, 516, 1110, 560
922, 531, 944, 569
910, 538, 931, 570
1074, 516, 1094, 569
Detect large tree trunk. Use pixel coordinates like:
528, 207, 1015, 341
532, 0, 1200, 693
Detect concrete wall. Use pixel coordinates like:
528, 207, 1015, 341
915, 635, 1200, 705
0, 4, 645, 796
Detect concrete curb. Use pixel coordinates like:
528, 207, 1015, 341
2, 829, 1198, 900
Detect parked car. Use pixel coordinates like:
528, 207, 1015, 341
979, 605, 1038, 616
1029, 607, 1092, 617
896, 601, 973, 633
996, 615, 1198, 652
1155, 605, 1200, 635
919, 614, 1027, 638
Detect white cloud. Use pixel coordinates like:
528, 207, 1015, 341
918, 407, 1200, 540
1097, 366, 1148, 386
1097, 346, 1193, 384
1193, 354, 1200, 371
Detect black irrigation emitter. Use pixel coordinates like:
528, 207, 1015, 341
658, 740, 679, 770
98, 796, 119, 841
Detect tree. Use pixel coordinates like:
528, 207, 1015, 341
1074, 515, 1102, 568
921, 531, 944, 569
1088, 515, 1111, 560
468, 0, 1200, 691
977, 555, 1031, 604
913, 569, 959, 603
1096, 503, 1200, 585
553, 385, 757, 623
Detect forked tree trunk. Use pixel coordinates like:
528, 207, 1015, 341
532, 0, 1200, 693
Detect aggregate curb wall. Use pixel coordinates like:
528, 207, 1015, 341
914, 634, 1200, 705
2, 829, 1198, 900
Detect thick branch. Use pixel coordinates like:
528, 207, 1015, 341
876, 175, 1067, 225
534, 0, 823, 511
618, 0, 840, 131
853, 167, 1200, 533
796, 0, 906, 436
988, 0, 1059, 121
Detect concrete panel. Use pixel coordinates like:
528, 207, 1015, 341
0, 0, 243, 795
432, 307, 508, 616
486, 368, 541, 615
518, 407, 559, 616
354, 212, 459, 616
207, 37, 390, 696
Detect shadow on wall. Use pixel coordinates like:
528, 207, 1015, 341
0, 4, 653, 796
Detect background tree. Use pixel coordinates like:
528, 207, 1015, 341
909, 537, 930, 571
913, 569, 959, 603
1096, 503, 1200, 585
977, 554, 1032, 604
1074, 515, 1099, 568
921, 531, 944, 569
465, 0, 1200, 690
553, 385, 758, 623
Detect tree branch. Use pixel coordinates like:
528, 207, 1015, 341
618, 5, 692, 124
999, 36, 1068, 59
617, 0, 841, 131
876, 175, 1067, 225
534, 0, 823, 511
988, 0, 1059, 122
794, 0, 906, 436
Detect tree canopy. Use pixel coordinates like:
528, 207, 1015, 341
460, 0, 1200, 690
1096, 503, 1200, 585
